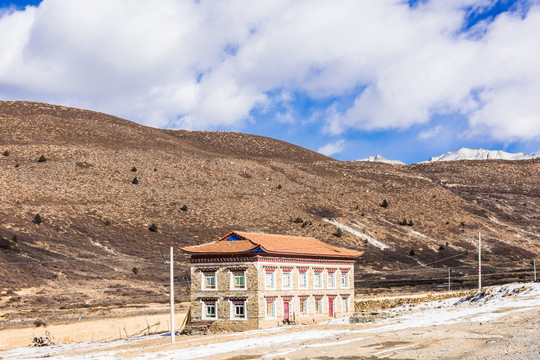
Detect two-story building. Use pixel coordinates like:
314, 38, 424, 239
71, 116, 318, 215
180, 231, 362, 330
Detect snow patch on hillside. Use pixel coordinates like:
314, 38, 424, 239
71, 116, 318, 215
323, 219, 388, 250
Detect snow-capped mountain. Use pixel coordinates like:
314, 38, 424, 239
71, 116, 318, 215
358, 155, 405, 165
428, 148, 539, 162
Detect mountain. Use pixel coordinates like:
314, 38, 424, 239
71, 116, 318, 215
357, 155, 405, 165
428, 147, 537, 162
0, 102, 538, 322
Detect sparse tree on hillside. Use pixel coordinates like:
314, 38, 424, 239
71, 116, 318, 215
148, 223, 158, 232
333, 228, 343, 237
380, 199, 389, 208
131, 177, 139, 184
38, 155, 47, 163
3, 150, 9, 156
33, 213, 42, 224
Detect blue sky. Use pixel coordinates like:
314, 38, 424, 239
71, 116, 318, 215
1, 0, 539, 163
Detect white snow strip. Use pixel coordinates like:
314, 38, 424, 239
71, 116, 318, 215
324, 218, 388, 250
489, 216, 540, 238
373, 343, 415, 357
263, 337, 367, 357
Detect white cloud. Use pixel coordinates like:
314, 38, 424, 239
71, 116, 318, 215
418, 125, 443, 140
0, 0, 539, 143
317, 139, 345, 157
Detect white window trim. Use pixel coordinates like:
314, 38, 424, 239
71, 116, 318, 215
299, 298, 308, 315
230, 270, 247, 290
314, 297, 323, 314
229, 299, 248, 321
341, 272, 350, 289
313, 272, 323, 289
281, 270, 292, 290
298, 270, 308, 289
201, 299, 218, 320
327, 271, 336, 289
265, 299, 276, 319
201, 272, 217, 291
265, 270, 276, 290
342, 297, 349, 313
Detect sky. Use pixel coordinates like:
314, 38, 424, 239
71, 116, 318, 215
1, 0, 539, 163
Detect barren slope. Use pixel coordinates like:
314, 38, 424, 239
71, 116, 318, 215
0, 101, 538, 324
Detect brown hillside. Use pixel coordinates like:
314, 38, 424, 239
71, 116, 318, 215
0, 101, 538, 325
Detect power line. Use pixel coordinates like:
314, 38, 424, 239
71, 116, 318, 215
0, 254, 188, 267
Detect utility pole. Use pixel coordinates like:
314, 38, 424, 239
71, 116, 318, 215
448, 268, 451, 291
478, 232, 482, 291
170, 246, 175, 344
534, 258, 537, 282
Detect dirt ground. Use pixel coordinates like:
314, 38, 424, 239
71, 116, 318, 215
0, 283, 538, 360
0, 305, 189, 350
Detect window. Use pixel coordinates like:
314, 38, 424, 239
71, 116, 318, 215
315, 298, 323, 314
342, 297, 349, 312
282, 271, 292, 289
266, 299, 276, 317
233, 272, 245, 289
298, 271, 307, 289
299, 298, 307, 315
232, 301, 246, 319
204, 302, 217, 319
341, 272, 349, 288
203, 273, 216, 290
265, 271, 275, 289
314, 272, 322, 289
327, 272, 336, 288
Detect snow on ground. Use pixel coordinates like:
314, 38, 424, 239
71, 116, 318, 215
1, 283, 538, 359
324, 218, 388, 250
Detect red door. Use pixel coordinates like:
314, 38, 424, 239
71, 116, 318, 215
283, 301, 290, 321
328, 299, 334, 317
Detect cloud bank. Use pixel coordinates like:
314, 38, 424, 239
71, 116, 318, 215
1, 0, 539, 145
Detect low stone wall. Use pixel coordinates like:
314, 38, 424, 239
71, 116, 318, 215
354, 291, 471, 312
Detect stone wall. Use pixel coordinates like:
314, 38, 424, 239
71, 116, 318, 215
189, 256, 356, 330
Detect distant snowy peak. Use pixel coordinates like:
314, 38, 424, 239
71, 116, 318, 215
358, 155, 405, 165
429, 148, 539, 162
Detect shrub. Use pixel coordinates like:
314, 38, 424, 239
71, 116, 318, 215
15, 163, 19, 168
380, 199, 389, 208
131, 177, 139, 184
3, 150, 9, 156
333, 228, 343, 237
148, 223, 158, 232
181, 204, 188, 211
408, 220, 414, 226
460, 221, 466, 227
132, 267, 139, 275
277, 184, 282, 189
293, 217, 303, 224
439, 244, 445, 251
38, 155, 47, 162
131, 167, 137, 172
33, 213, 42, 224
104, 220, 111, 226
409, 249, 415, 256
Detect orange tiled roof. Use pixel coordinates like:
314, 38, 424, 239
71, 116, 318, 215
179, 231, 362, 259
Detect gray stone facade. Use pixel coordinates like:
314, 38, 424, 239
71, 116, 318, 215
189, 255, 355, 330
